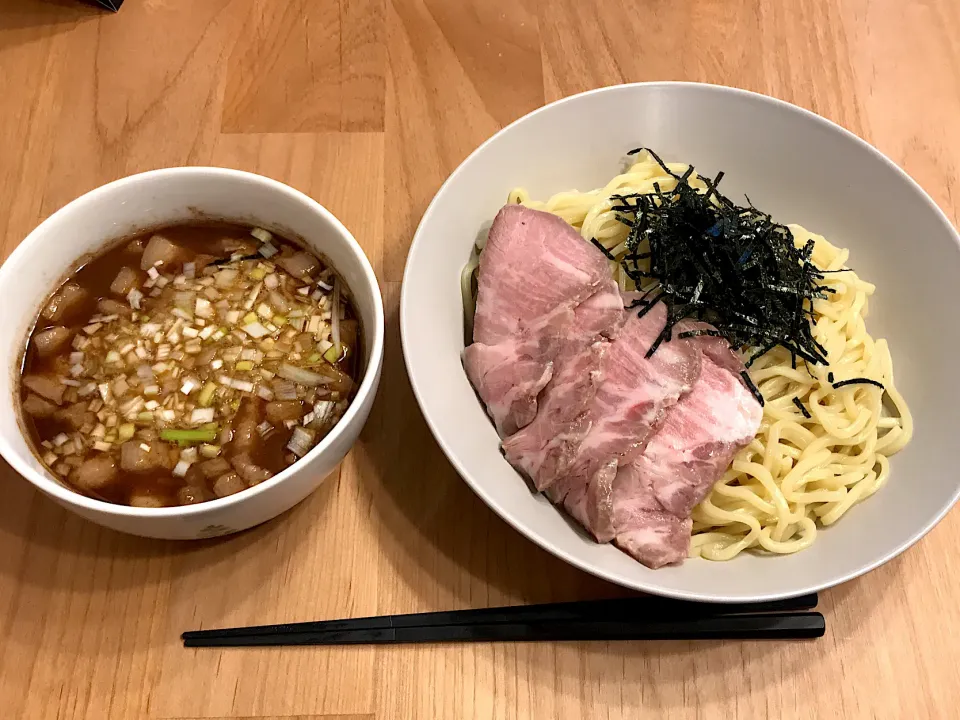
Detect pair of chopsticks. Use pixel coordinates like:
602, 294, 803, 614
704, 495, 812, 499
182, 593, 823, 647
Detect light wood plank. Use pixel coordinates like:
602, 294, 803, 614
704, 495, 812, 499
382, 0, 543, 280
222, 0, 386, 133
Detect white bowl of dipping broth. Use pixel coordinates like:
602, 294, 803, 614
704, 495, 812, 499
401, 82, 960, 602
0, 167, 384, 540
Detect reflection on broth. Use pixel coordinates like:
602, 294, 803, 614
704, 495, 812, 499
20, 224, 362, 508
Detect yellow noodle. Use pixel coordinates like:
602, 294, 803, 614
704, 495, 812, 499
508, 152, 913, 560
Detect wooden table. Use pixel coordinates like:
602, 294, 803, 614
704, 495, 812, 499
1, 1, 958, 718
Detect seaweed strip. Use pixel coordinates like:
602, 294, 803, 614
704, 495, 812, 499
832, 378, 885, 390
792, 397, 812, 418
611, 146, 835, 368
740, 371, 765, 407
590, 238, 617, 261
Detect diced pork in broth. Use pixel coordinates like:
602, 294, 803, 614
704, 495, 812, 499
71, 455, 118, 492
42, 283, 89, 323
22, 393, 57, 418
140, 234, 191, 272
19, 223, 363, 508
32, 327, 72, 357
23, 374, 65, 405
110, 267, 140, 296
213, 472, 245, 498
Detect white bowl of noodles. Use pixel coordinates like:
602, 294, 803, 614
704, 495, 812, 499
400, 82, 960, 601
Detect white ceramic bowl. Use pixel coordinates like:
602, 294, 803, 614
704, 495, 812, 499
0, 167, 384, 540
401, 82, 960, 601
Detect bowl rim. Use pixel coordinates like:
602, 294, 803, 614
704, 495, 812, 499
0, 166, 385, 519
400, 80, 960, 601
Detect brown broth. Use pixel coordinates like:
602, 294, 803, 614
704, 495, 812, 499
20, 223, 362, 508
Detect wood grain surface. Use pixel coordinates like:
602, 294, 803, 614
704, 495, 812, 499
1, 1, 959, 718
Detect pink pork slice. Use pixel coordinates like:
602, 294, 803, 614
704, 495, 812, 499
610, 340, 763, 568
464, 205, 612, 436
545, 301, 702, 534
500, 278, 624, 488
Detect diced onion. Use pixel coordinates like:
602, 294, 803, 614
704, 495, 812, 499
314, 400, 335, 423
251, 227, 273, 243
277, 363, 333, 387
127, 288, 144, 310
195, 298, 214, 318
112, 376, 130, 397
286, 426, 315, 457
215, 269, 238, 288
242, 322, 270, 338
190, 407, 215, 425
120, 396, 145, 416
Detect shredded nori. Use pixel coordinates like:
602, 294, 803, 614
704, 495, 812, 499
740, 371, 764, 407
827, 371, 835, 384
210, 253, 260, 266
792, 397, 812, 418
615, 148, 836, 369
590, 237, 617, 261
832, 378, 885, 391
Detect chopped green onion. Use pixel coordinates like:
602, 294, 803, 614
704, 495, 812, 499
323, 344, 341, 363
200, 444, 221, 458
159, 428, 218, 443
197, 382, 217, 407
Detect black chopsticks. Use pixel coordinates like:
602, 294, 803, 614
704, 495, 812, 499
182, 593, 823, 647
